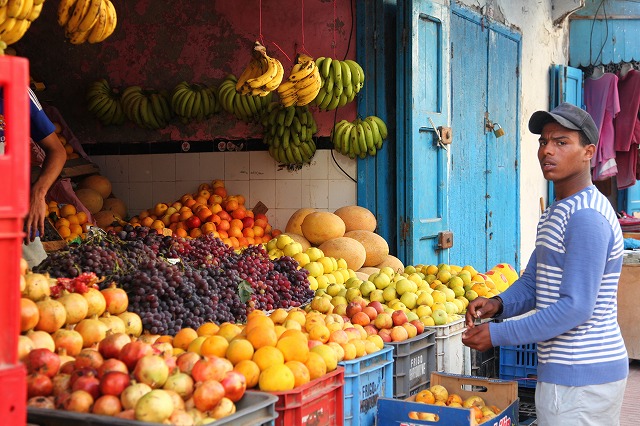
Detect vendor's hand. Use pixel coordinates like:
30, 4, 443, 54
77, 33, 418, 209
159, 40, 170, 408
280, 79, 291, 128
462, 322, 493, 352
465, 297, 501, 328
25, 195, 47, 244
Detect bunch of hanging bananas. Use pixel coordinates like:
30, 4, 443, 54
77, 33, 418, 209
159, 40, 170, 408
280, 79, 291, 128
121, 86, 172, 130
277, 54, 323, 108
86, 79, 125, 126
332, 115, 388, 159
57, 0, 116, 45
170, 81, 221, 123
218, 74, 272, 122
313, 58, 365, 111
235, 41, 284, 97
0, 0, 46, 46
261, 103, 318, 166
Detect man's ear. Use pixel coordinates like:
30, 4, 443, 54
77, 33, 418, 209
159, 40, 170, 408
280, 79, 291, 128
585, 144, 596, 161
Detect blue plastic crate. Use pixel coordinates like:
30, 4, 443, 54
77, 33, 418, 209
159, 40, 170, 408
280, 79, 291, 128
499, 343, 538, 388
338, 345, 394, 426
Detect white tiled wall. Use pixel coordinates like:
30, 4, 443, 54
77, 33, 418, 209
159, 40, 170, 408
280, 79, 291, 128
90, 150, 357, 231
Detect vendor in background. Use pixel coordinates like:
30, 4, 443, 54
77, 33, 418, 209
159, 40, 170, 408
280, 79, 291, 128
0, 86, 66, 266
462, 103, 628, 426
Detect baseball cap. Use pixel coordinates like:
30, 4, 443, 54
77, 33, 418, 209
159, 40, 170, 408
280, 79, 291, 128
528, 102, 599, 146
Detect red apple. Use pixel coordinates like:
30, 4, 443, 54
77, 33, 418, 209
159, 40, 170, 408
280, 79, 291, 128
391, 310, 409, 326
220, 371, 247, 402
367, 301, 385, 314
363, 324, 379, 336
185, 216, 202, 229
307, 339, 323, 350
345, 302, 363, 318
362, 306, 379, 321
378, 329, 392, 343
410, 319, 425, 335
390, 325, 409, 342
373, 312, 393, 330
351, 311, 371, 326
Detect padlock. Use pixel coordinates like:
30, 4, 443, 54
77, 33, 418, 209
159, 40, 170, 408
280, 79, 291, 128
493, 123, 505, 138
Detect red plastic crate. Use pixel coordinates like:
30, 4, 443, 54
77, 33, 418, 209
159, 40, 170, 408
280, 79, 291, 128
271, 367, 344, 426
0, 55, 31, 426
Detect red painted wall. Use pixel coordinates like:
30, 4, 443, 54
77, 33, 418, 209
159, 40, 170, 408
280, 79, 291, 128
16, 0, 358, 145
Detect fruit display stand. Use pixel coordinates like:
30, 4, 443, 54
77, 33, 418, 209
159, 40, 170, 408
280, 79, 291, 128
386, 329, 437, 399
426, 318, 466, 375
27, 390, 279, 426
618, 262, 640, 360
0, 55, 30, 426
376, 372, 519, 426
338, 345, 394, 426
270, 367, 344, 426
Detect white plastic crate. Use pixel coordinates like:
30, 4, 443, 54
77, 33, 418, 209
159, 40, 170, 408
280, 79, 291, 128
426, 318, 466, 375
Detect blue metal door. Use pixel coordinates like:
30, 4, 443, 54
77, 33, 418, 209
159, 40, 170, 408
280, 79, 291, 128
396, 0, 451, 266
449, 7, 521, 272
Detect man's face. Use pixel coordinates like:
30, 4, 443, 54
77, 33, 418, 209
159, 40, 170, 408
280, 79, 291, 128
537, 121, 593, 183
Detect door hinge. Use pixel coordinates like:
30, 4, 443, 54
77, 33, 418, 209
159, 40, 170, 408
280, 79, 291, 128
401, 220, 410, 241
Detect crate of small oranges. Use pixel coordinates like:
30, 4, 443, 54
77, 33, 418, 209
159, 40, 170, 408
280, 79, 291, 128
52, 122, 80, 161
46, 201, 93, 243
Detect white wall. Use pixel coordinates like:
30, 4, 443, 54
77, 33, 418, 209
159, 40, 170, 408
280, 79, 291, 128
457, 0, 571, 266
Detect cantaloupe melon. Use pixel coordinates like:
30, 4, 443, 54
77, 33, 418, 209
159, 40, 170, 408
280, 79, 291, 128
375, 255, 405, 273
355, 272, 370, 281
75, 188, 104, 214
334, 205, 377, 232
285, 208, 317, 235
282, 233, 311, 251
79, 174, 112, 199
301, 212, 346, 246
344, 230, 389, 267
358, 267, 381, 277
318, 237, 367, 271
93, 210, 117, 229
102, 197, 127, 219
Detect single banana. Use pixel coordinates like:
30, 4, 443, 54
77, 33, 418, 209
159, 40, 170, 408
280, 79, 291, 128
290, 128, 301, 147
277, 80, 295, 94
150, 94, 165, 125
65, 0, 90, 33
340, 122, 354, 155
366, 116, 383, 150
98, 0, 115, 42
283, 106, 295, 127
332, 120, 351, 151
284, 145, 295, 164
281, 93, 297, 108
314, 87, 327, 108
331, 59, 342, 93
344, 60, 361, 90
67, 28, 90, 44
198, 86, 211, 117
361, 119, 375, 150
356, 120, 368, 155
281, 128, 291, 150
340, 60, 352, 93
0, 17, 18, 35
337, 93, 349, 108
27, 1, 43, 21
349, 125, 359, 158
7, 0, 25, 18
318, 89, 334, 110
77, 0, 101, 32
291, 145, 304, 164
16, 0, 33, 20
369, 115, 388, 139
323, 73, 334, 96
324, 94, 340, 111
264, 58, 284, 91
320, 57, 332, 79
291, 116, 302, 134
87, 0, 107, 43
57, 0, 76, 26
299, 140, 314, 161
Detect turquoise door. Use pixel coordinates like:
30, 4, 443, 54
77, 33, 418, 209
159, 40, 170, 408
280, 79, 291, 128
396, 0, 451, 266
448, 6, 521, 272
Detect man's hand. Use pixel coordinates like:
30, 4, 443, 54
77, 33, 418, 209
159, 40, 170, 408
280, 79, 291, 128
464, 296, 502, 328
25, 192, 47, 243
462, 323, 493, 351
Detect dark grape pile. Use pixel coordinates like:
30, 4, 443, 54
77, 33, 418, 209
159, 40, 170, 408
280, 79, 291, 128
34, 226, 313, 334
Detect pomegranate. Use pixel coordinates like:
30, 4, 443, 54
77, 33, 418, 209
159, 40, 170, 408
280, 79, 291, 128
187, 407, 203, 423
92, 394, 122, 416
115, 409, 135, 419
133, 355, 170, 388
20, 297, 40, 332
69, 367, 98, 387
74, 318, 108, 348
98, 332, 131, 359
97, 358, 129, 378
27, 330, 55, 351
35, 298, 67, 333
23, 273, 51, 301
120, 382, 152, 410
74, 348, 104, 370
169, 410, 196, 426
83, 288, 106, 317
138, 334, 161, 344
176, 351, 201, 375
152, 341, 174, 358
220, 370, 247, 402
27, 396, 55, 409
118, 312, 143, 337
27, 373, 53, 398
99, 312, 126, 334
72, 374, 101, 399
25, 348, 61, 378
20, 274, 26, 294
52, 329, 83, 357
208, 396, 236, 419
18, 335, 35, 361
193, 379, 225, 412
63, 389, 94, 413
58, 353, 76, 368
191, 356, 232, 383
101, 284, 129, 314
163, 372, 194, 400
20, 257, 29, 276
52, 373, 72, 397
99, 371, 131, 396
57, 291, 89, 325
59, 360, 76, 375
119, 340, 154, 370
134, 389, 174, 423
164, 389, 185, 411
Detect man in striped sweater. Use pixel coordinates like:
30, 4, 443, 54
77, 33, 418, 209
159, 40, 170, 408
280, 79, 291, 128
463, 102, 629, 425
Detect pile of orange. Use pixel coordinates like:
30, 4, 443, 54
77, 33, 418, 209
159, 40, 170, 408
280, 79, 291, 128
52, 122, 80, 161
47, 201, 92, 242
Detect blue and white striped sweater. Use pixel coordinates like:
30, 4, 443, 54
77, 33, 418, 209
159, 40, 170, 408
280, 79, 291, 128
490, 185, 629, 386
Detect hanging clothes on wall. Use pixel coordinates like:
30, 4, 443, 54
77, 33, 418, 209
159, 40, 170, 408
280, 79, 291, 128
614, 67, 640, 189
584, 71, 620, 181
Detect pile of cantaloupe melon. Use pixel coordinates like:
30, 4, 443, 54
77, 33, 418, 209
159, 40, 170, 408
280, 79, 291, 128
74, 174, 128, 228
283, 206, 403, 277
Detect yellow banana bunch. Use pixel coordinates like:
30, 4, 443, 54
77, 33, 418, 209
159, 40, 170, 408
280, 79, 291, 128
236, 41, 284, 97
0, 0, 46, 46
331, 115, 387, 159
170, 81, 221, 123
314, 58, 365, 111
86, 78, 126, 126
261, 102, 318, 168
121, 85, 172, 130
277, 53, 323, 108
218, 74, 272, 122
57, 0, 117, 45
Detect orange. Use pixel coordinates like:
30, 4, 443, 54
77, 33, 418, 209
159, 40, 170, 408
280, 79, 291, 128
57, 225, 71, 238
173, 327, 199, 350
304, 351, 327, 380
226, 338, 254, 365
244, 315, 275, 335
247, 327, 278, 350
189, 228, 202, 238
228, 226, 243, 239
217, 323, 243, 342
231, 206, 246, 220
285, 360, 310, 387
224, 199, 239, 212
252, 346, 284, 371
186, 336, 207, 354
285, 310, 307, 327
276, 334, 309, 363
259, 364, 295, 392
242, 227, 255, 238
70, 224, 83, 235
415, 390, 436, 404
140, 216, 154, 227
76, 211, 88, 224
253, 226, 265, 237
174, 228, 188, 238
200, 335, 229, 358
196, 208, 213, 222
247, 309, 267, 320
197, 322, 220, 336
66, 214, 80, 225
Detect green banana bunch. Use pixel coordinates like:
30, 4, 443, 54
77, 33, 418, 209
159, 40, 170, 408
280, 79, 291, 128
0, 0, 46, 46
86, 78, 126, 126
218, 74, 272, 122
170, 81, 220, 123
332, 115, 387, 159
276, 54, 323, 108
261, 103, 318, 167
121, 86, 171, 130
313, 58, 365, 111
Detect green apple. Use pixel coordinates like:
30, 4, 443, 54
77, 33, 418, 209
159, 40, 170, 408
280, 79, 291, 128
326, 283, 343, 297
359, 281, 376, 297
420, 315, 435, 326
283, 242, 303, 257
416, 305, 432, 318
293, 252, 310, 267
331, 295, 348, 307
306, 247, 324, 262
465, 289, 479, 301
396, 279, 418, 296
382, 286, 397, 302
345, 287, 362, 302
431, 309, 448, 326
266, 238, 278, 251
369, 289, 385, 303
379, 266, 396, 278
400, 292, 418, 310
417, 291, 434, 307
276, 234, 294, 250
371, 272, 392, 290
345, 277, 361, 289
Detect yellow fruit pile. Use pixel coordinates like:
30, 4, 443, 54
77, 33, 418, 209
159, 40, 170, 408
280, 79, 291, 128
411, 384, 503, 425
